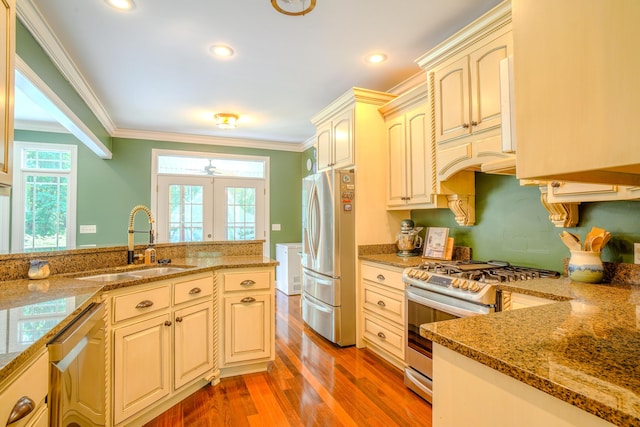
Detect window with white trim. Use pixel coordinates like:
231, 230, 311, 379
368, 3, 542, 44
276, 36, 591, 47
11, 142, 77, 253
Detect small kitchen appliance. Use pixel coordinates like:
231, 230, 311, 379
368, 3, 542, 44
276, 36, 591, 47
396, 219, 423, 257
402, 259, 559, 402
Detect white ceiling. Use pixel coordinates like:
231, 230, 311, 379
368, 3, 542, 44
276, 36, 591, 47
15, 0, 503, 149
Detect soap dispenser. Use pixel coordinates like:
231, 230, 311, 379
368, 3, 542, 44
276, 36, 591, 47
144, 246, 156, 265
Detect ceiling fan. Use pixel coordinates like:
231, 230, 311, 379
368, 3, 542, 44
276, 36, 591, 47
203, 160, 223, 175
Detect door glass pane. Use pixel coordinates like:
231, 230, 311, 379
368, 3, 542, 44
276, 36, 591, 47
168, 184, 204, 242
225, 187, 256, 240
23, 175, 68, 252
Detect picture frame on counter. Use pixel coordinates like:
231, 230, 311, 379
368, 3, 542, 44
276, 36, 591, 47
423, 227, 450, 259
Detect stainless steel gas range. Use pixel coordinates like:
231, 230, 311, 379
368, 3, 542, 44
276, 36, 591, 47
402, 260, 559, 402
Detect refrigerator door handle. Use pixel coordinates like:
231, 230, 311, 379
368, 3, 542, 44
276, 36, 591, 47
308, 184, 320, 263
303, 294, 332, 314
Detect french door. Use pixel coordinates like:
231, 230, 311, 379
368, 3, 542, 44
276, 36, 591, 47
156, 176, 265, 244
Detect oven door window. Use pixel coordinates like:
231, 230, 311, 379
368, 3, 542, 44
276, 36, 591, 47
407, 299, 458, 358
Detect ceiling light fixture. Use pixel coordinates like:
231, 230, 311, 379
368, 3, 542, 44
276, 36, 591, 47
105, 0, 135, 11
215, 113, 239, 129
271, 0, 316, 16
367, 53, 387, 64
210, 44, 234, 58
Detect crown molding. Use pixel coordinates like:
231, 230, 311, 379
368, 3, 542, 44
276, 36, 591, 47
112, 128, 307, 152
16, 0, 117, 134
14, 119, 68, 134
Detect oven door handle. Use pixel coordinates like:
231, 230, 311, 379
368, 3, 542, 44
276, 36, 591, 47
406, 288, 488, 317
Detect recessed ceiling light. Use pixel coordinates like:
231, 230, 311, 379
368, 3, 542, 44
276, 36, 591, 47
105, 0, 135, 11
367, 53, 387, 64
210, 45, 234, 58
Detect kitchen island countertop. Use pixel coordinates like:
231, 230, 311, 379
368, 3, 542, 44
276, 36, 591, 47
0, 254, 276, 383
421, 277, 640, 426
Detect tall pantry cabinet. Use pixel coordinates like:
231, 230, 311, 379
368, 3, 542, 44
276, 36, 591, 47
0, 0, 14, 195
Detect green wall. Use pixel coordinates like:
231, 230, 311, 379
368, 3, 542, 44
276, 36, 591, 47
14, 130, 302, 257
16, 20, 112, 151
411, 173, 640, 272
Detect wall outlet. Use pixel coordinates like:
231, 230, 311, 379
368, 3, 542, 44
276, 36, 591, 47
635, 243, 640, 264
271, 224, 281, 231
79, 224, 97, 234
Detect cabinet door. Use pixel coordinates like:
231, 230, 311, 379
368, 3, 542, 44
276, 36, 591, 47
469, 31, 512, 134
113, 314, 171, 425
316, 122, 332, 171
223, 294, 271, 364
0, 0, 14, 190
434, 56, 470, 143
405, 105, 433, 205
386, 115, 408, 207
331, 108, 354, 169
174, 301, 214, 390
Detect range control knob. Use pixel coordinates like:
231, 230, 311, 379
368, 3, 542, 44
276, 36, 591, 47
408, 269, 417, 278
461, 280, 470, 291
451, 278, 460, 288
420, 272, 429, 280
469, 282, 481, 293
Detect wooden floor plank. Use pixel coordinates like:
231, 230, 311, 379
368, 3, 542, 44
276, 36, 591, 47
144, 292, 433, 426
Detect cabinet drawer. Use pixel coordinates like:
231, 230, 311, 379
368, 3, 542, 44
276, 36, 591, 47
174, 275, 213, 305
363, 314, 404, 360
362, 281, 404, 325
361, 263, 404, 290
113, 285, 171, 323
222, 270, 271, 292
0, 350, 48, 427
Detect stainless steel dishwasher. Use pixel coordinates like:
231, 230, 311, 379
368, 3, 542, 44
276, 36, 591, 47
47, 301, 106, 427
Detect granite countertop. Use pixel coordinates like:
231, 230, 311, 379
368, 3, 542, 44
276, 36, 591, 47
0, 255, 277, 382
421, 277, 640, 427
359, 253, 425, 269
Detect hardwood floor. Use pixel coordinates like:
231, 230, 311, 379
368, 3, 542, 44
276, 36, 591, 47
144, 291, 433, 426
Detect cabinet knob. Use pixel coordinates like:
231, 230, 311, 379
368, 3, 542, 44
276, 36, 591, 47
6, 396, 35, 425
462, 123, 470, 129
175, 316, 183, 322
377, 300, 386, 307
135, 300, 154, 309
471, 121, 478, 126
241, 297, 256, 304
240, 280, 256, 287
551, 181, 562, 188
188, 287, 202, 295
376, 274, 385, 281
164, 320, 172, 327
377, 332, 386, 340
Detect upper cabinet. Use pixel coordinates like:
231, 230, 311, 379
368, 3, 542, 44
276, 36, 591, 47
312, 88, 395, 172
416, 2, 514, 182
315, 108, 354, 171
0, 0, 15, 195
380, 83, 447, 210
512, 0, 640, 186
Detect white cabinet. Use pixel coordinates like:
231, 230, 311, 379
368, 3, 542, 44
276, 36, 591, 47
0, 0, 15, 194
107, 272, 215, 425
513, 0, 640, 186
416, 2, 514, 183
315, 108, 354, 171
218, 267, 275, 376
545, 181, 640, 203
501, 290, 557, 311
358, 262, 406, 369
380, 84, 446, 210
0, 349, 48, 427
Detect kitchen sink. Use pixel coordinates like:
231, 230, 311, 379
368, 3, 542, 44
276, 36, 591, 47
78, 272, 139, 282
78, 266, 191, 282
126, 267, 189, 277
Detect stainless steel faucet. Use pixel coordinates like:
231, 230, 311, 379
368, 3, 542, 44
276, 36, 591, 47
127, 205, 155, 264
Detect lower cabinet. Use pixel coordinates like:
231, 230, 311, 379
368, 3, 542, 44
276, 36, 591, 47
0, 349, 48, 427
106, 272, 216, 426
500, 290, 557, 311
218, 267, 275, 377
359, 261, 406, 369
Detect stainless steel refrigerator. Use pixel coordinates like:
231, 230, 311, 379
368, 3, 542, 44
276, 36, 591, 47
301, 169, 356, 347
